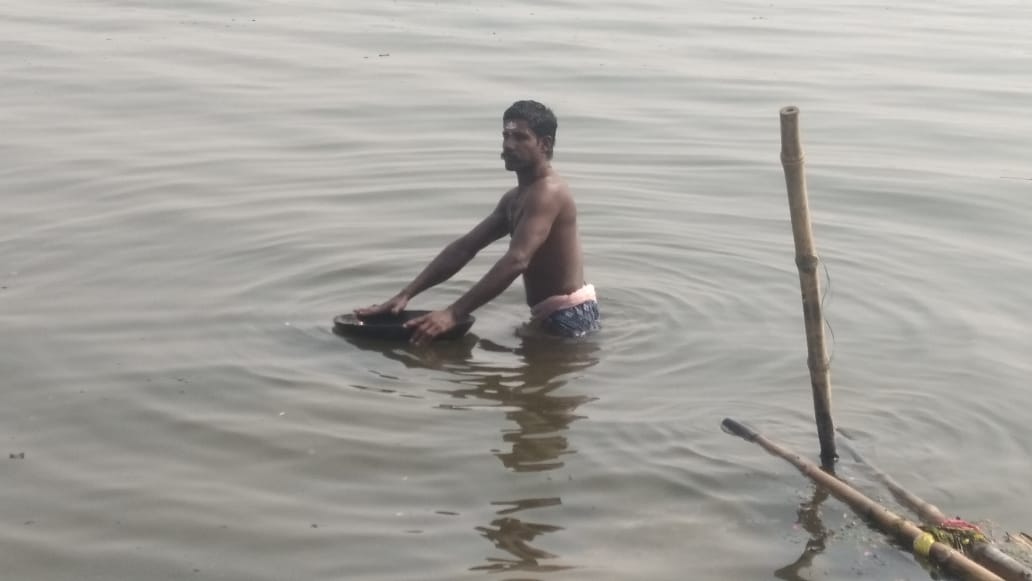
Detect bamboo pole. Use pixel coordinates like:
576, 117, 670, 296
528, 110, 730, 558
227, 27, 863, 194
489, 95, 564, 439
838, 436, 948, 523
779, 106, 836, 465
839, 437, 1032, 581
1011, 534, 1032, 553
722, 418, 1004, 581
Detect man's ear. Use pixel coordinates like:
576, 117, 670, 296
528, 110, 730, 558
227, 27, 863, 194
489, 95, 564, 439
540, 135, 555, 157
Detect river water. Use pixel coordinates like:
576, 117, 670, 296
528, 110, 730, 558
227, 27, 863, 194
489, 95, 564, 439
2, 1, 1030, 579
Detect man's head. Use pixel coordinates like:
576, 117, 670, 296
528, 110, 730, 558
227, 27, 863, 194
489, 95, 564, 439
501, 100, 558, 171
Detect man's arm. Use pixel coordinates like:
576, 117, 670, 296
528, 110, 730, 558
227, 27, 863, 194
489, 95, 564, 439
448, 186, 561, 319
355, 199, 509, 316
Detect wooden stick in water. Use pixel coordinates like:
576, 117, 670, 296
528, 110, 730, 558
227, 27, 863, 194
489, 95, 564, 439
722, 418, 1004, 581
838, 435, 1032, 581
779, 105, 836, 465
838, 436, 948, 523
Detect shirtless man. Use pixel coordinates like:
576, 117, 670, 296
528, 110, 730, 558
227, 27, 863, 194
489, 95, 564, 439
355, 100, 600, 344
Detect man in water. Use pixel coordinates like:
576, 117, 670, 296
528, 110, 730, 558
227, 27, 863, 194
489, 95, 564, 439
355, 100, 600, 344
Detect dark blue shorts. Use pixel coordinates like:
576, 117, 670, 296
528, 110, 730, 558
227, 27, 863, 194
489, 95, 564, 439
541, 300, 601, 338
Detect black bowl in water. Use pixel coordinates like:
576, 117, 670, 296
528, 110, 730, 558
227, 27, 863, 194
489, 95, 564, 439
333, 310, 476, 341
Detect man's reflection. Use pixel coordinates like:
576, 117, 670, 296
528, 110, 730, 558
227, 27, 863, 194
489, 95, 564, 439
339, 332, 600, 576
470, 498, 565, 573
456, 336, 598, 575
441, 335, 599, 471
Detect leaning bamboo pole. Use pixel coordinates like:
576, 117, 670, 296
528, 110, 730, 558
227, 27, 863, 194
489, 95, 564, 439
722, 418, 1004, 581
838, 437, 1032, 581
838, 436, 948, 523
779, 106, 836, 465
1012, 534, 1032, 553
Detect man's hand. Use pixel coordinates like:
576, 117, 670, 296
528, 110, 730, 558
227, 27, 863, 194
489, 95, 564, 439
354, 294, 409, 317
405, 309, 458, 346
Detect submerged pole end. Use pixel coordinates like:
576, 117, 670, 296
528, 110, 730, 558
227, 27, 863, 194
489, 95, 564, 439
819, 450, 839, 469
721, 418, 759, 442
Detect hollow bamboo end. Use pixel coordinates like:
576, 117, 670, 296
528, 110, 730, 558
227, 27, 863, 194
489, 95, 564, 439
779, 105, 803, 161
780, 105, 799, 117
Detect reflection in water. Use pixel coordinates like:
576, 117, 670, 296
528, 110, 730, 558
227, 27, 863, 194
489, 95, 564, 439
337, 331, 600, 577
454, 335, 599, 575
470, 514, 571, 574
443, 336, 600, 472
774, 483, 832, 581
471, 496, 569, 574
336, 331, 480, 372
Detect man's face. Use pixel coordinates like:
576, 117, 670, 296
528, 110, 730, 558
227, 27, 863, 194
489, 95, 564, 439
501, 119, 548, 171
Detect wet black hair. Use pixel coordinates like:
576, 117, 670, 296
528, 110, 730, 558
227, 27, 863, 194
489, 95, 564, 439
503, 100, 558, 159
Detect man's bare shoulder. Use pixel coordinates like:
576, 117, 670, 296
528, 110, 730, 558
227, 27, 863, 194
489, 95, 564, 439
493, 187, 519, 211
494, 186, 520, 204
527, 173, 572, 202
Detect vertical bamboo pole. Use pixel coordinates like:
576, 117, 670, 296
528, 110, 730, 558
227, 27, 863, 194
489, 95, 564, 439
779, 106, 836, 465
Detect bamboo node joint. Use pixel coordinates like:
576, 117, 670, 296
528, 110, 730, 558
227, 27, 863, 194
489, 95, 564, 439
795, 255, 819, 273
808, 354, 830, 372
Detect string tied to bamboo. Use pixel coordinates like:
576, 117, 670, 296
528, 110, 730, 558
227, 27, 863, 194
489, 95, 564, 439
923, 519, 991, 554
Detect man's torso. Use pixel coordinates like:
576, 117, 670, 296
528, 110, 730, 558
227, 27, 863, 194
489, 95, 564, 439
502, 177, 585, 306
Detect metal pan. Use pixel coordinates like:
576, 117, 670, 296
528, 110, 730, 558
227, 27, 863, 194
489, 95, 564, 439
332, 310, 475, 341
